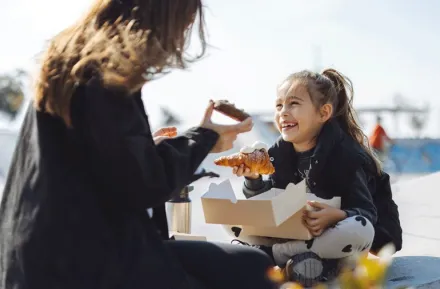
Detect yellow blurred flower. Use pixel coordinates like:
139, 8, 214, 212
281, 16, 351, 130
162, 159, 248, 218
335, 243, 396, 289
280, 282, 304, 289
267, 266, 286, 284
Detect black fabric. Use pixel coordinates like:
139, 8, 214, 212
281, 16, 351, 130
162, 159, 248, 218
0, 77, 233, 289
244, 120, 377, 224
259, 245, 276, 264
341, 168, 376, 221
296, 147, 314, 193
370, 172, 403, 253
164, 240, 277, 289
243, 120, 402, 253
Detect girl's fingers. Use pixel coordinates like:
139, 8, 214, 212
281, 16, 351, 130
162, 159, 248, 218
236, 165, 245, 176
306, 218, 319, 227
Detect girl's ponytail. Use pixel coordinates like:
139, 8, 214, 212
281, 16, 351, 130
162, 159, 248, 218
322, 68, 382, 174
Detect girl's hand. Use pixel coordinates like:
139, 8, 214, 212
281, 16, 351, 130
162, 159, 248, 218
153, 126, 177, 144
303, 201, 347, 237
232, 164, 260, 179
200, 100, 253, 153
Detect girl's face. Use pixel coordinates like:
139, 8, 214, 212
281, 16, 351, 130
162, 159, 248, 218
274, 80, 330, 151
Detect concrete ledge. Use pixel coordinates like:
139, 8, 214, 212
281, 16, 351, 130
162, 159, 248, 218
386, 256, 440, 288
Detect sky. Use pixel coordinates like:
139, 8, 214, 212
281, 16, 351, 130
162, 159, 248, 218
1, 0, 440, 137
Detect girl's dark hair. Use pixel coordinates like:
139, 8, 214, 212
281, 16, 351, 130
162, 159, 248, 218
35, 0, 206, 127
280, 68, 382, 174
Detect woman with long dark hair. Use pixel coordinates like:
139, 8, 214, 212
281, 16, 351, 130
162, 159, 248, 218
0, 1, 276, 288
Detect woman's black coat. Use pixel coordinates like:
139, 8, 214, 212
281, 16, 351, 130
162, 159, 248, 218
0, 78, 219, 289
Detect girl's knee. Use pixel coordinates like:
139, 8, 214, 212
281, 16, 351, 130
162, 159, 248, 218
337, 215, 375, 247
341, 215, 374, 232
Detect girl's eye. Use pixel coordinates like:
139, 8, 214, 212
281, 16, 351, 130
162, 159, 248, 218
290, 101, 300, 106
276, 104, 282, 110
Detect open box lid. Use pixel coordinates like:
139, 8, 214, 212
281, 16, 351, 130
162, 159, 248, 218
242, 193, 341, 240
201, 179, 307, 227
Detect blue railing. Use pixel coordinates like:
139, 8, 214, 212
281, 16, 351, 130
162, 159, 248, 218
383, 139, 440, 174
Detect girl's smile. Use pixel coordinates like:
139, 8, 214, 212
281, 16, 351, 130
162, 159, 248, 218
280, 120, 299, 132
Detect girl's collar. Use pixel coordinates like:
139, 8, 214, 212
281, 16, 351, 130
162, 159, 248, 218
312, 119, 344, 159
274, 119, 344, 176
284, 119, 343, 158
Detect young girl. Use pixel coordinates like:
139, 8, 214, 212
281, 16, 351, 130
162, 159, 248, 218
232, 68, 383, 285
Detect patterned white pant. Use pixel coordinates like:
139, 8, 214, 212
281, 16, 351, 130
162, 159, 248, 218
272, 215, 375, 266
225, 215, 375, 267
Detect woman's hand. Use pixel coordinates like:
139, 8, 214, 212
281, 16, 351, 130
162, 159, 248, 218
153, 126, 177, 145
201, 100, 253, 153
232, 164, 260, 179
303, 201, 347, 237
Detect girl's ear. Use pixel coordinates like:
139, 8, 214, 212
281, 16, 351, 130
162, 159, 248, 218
319, 103, 333, 123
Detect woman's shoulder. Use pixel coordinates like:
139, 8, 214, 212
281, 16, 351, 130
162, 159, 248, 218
73, 77, 141, 101
70, 79, 145, 127
71, 77, 143, 120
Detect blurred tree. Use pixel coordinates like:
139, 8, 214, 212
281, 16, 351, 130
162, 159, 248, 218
0, 69, 27, 120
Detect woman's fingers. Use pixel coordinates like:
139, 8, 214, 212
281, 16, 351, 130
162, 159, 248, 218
208, 117, 253, 136
162, 127, 177, 137
205, 108, 253, 153
233, 117, 253, 134
153, 135, 170, 145
166, 127, 177, 136
219, 117, 253, 134
200, 100, 215, 126
153, 126, 177, 137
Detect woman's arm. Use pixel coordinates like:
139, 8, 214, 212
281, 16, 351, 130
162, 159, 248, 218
73, 82, 219, 211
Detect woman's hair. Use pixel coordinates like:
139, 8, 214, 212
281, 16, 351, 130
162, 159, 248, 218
280, 68, 382, 174
35, 0, 206, 126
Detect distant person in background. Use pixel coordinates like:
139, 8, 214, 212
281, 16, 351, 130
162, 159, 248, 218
369, 116, 393, 160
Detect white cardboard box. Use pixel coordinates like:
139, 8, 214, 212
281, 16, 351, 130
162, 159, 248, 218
201, 179, 340, 240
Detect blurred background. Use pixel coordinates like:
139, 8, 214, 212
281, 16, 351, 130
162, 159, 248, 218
1, 0, 439, 189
